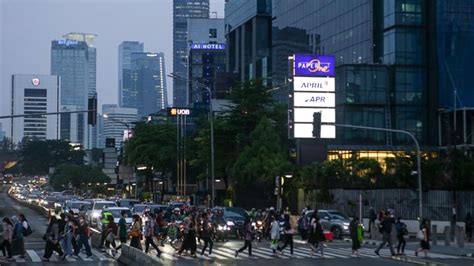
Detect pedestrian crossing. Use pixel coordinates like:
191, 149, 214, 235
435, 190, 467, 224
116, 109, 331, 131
146, 242, 462, 262
0, 248, 113, 263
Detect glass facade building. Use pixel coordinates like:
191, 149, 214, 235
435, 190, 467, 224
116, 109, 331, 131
173, 0, 210, 107
130, 52, 168, 117
119, 41, 144, 108
225, 0, 272, 84
51, 34, 97, 149
272, 0, 440, 147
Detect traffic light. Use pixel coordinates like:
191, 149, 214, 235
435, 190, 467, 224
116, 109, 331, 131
312, 112, 322, 138
88, 96, 97, 126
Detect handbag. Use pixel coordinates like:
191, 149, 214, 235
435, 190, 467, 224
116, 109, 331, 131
416, 230, 424, 240
270, 239, 278, 250
23, 225, 33, 237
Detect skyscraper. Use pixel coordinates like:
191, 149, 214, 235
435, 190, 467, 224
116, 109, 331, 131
173, 0, 210, 107
101, 104, 138, 150
51, 33, 97, 149
130, 52, 167, 117
10, 74, 60, 143
118, 41, 144, 107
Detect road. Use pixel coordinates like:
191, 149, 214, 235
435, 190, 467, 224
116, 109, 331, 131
0, 185, 116, 265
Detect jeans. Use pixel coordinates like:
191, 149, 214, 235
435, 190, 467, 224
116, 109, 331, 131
278, 234, 293, 254
375, 232, 395, 255
238, 240, 252, 256
144, 236, 160, 254
201, 236, 213, 255
61, 233, 73, 256
74, 234, 92, 257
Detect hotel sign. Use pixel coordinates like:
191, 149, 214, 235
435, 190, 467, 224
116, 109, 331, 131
190, 43, 226, 50
293, 54, 335, 77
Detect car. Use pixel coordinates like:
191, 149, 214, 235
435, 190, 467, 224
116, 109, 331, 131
305, 209, 351, 239
26, 194, 41, 204
40, 195, 57, 209
86, 200, 117, 226
131, 204, 149, 216
97, 207, 133, 229
212, 207, 246, 239
116, 199, 141, 208
63, 200, 91, 215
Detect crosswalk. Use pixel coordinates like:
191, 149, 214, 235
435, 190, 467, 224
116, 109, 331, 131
1, 248, 113, 263
147, 243, 461, 262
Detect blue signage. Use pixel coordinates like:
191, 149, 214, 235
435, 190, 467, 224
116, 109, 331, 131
57, 40, 79, 46
293, 54, 335, 77
190, 43, 226, 50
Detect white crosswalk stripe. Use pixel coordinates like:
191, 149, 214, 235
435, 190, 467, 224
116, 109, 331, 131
9, 248, 107, 263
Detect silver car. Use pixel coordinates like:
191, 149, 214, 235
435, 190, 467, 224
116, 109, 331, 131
305, 209, 351, 239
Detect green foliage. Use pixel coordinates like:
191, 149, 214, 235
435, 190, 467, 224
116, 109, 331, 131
50, 163, 109, 190
20, 140, 84, 175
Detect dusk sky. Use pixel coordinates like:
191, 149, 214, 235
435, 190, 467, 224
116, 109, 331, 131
0, 0, 225, 133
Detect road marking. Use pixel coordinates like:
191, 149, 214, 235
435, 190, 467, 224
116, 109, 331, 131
333, 247, 378, 258
78, 253, 94, 261
91, 248, 108, 261
26, 249, 42, 262
298, 246, 347, 258
213, 247, 243, 259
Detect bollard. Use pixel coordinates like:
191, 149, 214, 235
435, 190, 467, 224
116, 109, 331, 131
456, 226, 465, 248
444, 226, 450, 246
432, 224, 437, 246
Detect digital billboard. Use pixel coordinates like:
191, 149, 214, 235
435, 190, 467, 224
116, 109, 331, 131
293, 54, 335, 77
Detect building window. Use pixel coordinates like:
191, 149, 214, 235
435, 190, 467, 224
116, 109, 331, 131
209, 28, 217, 38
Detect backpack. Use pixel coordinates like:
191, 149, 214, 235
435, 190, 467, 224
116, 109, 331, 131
299, 217, 308, 230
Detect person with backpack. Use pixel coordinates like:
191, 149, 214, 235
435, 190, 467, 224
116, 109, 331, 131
298, 211, 309, 240
19, 214, 32, 237
234, 217, 255, 258
395, 217, 408, 255
374, 211, 396, 257
277, 214, 294, 257
144, 212, 161, 257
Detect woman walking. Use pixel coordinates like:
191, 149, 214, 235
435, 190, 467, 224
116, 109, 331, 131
234, 217, 255, 258
349, 216, 361, 257
415, 219, 430, 257
73, 216, 92, 259
176, 213, 197, 258
42, 216, 64, 261
144, 213, 161, 257
200, 212, 213, 258
309, 211, 325, 258
12, 216, 26, 258
104, 215, 118, 256
129, 214, 143, 250
270, 216, 280, 256
278, 214, 294, 257
0, 217, 14, 260
395, 217, 408, 255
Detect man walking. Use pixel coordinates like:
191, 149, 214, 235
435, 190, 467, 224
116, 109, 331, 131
375, 211, 396, 257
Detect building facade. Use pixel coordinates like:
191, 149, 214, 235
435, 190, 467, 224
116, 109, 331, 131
10, 74, 60, 143
225, 0, 272, 85
187, 18, 226, 107
100, 104, 138, 150
130, 52, 167, 117
118, 41, 144, 108
51, 33, 97, 149
173, 0, 210, 107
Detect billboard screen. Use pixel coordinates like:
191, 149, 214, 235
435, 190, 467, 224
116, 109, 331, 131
293, 92, 335, 108
293, 54, 335, 77
293, 77, 335, 92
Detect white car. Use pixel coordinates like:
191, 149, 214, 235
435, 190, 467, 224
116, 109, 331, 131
86, 200, 117, 226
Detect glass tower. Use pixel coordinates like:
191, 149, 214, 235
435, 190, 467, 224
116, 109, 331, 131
119, 41, 144, 107
173, 0, 210, 107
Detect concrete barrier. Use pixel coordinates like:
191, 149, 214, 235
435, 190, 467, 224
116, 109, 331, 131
118, 244, 162, 266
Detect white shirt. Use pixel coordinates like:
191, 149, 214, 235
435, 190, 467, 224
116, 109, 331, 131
270, 220, 280, 240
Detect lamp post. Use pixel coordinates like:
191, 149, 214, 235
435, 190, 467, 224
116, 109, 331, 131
168, 73, 216, 207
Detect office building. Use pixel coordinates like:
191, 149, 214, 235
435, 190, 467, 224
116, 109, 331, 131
51, 33, 97, 149
173, 0, 210, 107
118, 41, 144, 107
101, 104, 138, 150
10, 74, 60, 143
187, 18, 226, 107
0, 123, 5, 140
130, 52, 167, 117
225, 0, 272, 84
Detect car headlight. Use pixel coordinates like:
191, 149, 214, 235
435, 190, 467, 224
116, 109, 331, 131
343, 225, 349, 230
92, 211, 101, 218
227, 221, 235, 226
257, 221, 263, 226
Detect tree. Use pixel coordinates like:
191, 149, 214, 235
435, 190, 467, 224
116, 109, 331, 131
20, 140, 84, 175
124, 122, 176, 191
50, 163, 109, 191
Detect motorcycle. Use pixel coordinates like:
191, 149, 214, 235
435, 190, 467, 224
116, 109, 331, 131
252, 220, 264, 242
212, 222, 230, 242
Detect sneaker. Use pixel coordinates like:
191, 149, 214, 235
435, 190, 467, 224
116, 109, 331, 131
351, 254, 358, 258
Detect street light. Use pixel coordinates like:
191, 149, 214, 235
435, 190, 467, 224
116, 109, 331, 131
168, 72, 216, 208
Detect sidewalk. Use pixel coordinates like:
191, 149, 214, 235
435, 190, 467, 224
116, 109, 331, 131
361, 239, 474, 257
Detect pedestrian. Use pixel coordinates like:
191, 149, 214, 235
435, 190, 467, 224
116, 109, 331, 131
10, 216, 26, 259
465, 212, 472, 242
311, 212, 326, 259
415, 219, 430, 257
129, 214, 142, 250
42, 216, 64, 261
116, 210, 128, 250
0, 217, 13, 260
278, 214, 294, 257
99, 207, 113, 249
176, 213, 197, 257
104, 215, 118, 256
60, 212, 74, 259
73, 216, 92, 259
234, 216, 255, 258
298, 211, 309, 240
200, 212, 213, 258
395, 217, 408, 255
369, 208, 377, 233
68, 211, 80, 256
349, 216, 361, 257
270, 215, 280, 256
144, 213, 161, 257
374, 211, 396, 257
18, 214, 32, 237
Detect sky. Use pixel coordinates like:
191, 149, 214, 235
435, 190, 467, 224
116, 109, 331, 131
0, 0, 225, 134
